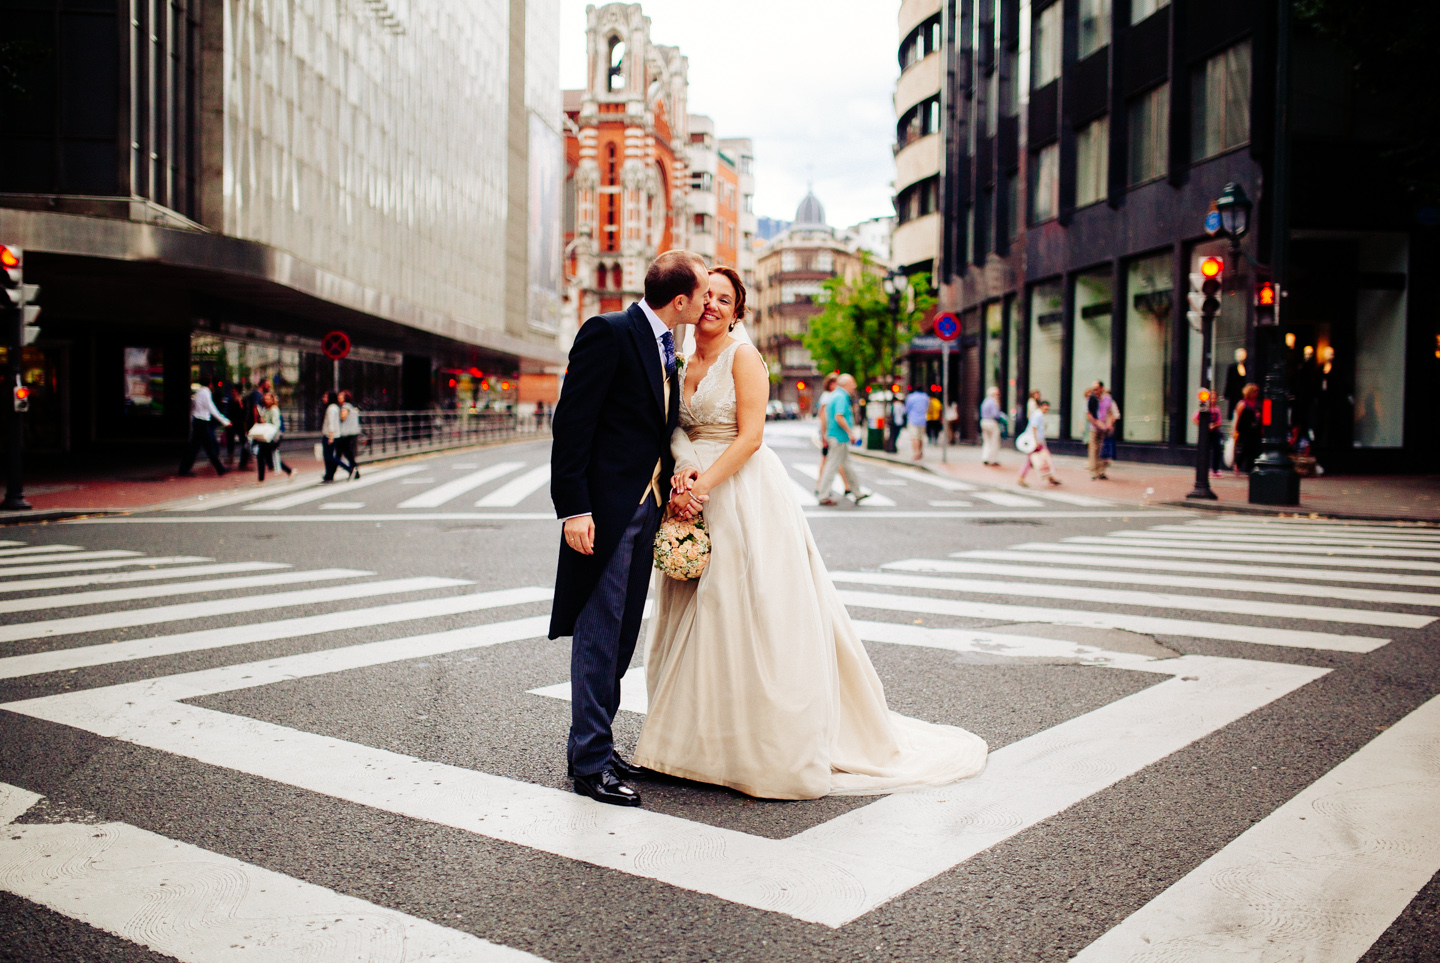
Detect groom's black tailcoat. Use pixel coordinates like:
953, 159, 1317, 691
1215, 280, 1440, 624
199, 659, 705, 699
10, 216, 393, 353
549, 303, 679, 638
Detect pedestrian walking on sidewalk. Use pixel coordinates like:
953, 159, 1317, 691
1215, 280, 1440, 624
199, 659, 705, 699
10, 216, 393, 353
887, 393, 905, 453
816, 373, 857, 493
335, 390, 361, 480
816, 374, 869, 505
945, 400, 960, 444
178, 378, 231, 477
1233, 383, 1262, 473
904, 385, 929, 461
926, 393, 942, 444
254, 392, 293, 482
1018, 400, 1061, 487
1086, 381, 1118, 480
222, 387, 246, 466
320, 391, 341, 482
979, 386, 1003, 465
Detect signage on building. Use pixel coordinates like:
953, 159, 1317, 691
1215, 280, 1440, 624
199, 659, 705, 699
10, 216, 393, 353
321, 330, 352, 360
933, 312, 960, 342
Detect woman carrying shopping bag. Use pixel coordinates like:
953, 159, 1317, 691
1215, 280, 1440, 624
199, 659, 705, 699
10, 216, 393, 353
249, 391, 293, 482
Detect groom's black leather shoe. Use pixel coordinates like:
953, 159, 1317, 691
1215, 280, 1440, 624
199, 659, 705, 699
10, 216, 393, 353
572, 769, 642, 807
610, 753, 654, 781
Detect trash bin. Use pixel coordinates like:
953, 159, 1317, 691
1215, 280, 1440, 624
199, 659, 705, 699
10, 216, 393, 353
865, 399, 886, 450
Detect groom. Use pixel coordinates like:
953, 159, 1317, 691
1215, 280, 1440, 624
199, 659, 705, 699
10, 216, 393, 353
549, 250, 709, 807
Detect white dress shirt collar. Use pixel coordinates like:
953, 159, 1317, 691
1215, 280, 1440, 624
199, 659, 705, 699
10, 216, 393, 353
636, 299, 669, 343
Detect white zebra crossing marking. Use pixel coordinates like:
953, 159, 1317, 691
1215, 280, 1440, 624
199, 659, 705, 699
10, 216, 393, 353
1005, 541, 1440, 573
885, 467, 977, 491
0, 550, 144, 567
0, 556, 211, 578
0, 544, 82, 557
0, 561, 286, 595
1021, 489, 1117, 507
475, 465, 551, 507
244, 465, 427, 511
1072, 692, 1440, 963
883, 558, 1440, 608
951, 549, 1440, 590
0, 576, 468, 645
1, 635, 1325, 928
0, 587, 553, 680
829, 571, 1432, 628
399, 461, 525, 508
0, 568, 364, 615
790, 463, 898, 506
929, 500, 976, 507
319, 502, 365, 509
970, 491, 1046, 507
1156, 523, 1440, 544
0, 540, 21, 548
164, 476, 324, 511
1183, 520, 1440, 541
835, 589, 1388, 652
1099, 532, 1440, 559
0, 783, 548, 963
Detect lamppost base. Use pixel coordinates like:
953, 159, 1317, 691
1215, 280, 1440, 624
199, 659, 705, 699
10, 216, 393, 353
1186, 487, 1219, 500
1, 495, 31, 511
1249, 468, 1299, 506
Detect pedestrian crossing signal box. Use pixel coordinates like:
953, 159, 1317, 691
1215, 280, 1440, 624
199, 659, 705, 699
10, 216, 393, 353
13, 385, 29, 413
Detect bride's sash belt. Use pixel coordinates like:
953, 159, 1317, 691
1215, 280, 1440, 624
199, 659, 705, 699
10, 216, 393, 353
685, 424, 739, 444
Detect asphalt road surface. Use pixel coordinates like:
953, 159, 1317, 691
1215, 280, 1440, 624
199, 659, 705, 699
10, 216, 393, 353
1, 422, 1437, 963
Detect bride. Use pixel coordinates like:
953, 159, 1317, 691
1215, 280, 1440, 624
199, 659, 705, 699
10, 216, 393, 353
632, 266, 988, 799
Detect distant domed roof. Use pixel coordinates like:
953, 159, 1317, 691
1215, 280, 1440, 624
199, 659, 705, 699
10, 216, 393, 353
794, 190, 827, 227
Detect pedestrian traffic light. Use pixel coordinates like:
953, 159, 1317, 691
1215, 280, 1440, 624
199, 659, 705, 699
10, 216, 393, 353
12, 385, 29, 413
1187, 256, 1224, 328
0, 245, 39, 345
1254, 281, 1277, 326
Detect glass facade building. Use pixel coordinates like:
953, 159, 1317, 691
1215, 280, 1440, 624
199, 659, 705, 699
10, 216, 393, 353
0, 0, 563, 454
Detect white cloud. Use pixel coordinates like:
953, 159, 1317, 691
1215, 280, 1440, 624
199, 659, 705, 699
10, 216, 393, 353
556, 0, 899, 228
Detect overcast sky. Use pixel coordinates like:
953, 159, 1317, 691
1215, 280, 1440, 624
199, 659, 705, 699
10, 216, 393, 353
557, 0, 900, 229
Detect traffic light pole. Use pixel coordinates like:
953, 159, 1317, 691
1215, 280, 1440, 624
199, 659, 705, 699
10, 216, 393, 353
1187, 306, 1218, 500
3, 303, 30, 511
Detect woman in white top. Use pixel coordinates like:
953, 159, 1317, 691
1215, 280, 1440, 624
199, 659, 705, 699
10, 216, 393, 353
335, 390, 361, 480
320, 391, 342, 482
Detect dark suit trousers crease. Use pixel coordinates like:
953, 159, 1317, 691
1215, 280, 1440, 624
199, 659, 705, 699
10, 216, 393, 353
568, 498, 662, 777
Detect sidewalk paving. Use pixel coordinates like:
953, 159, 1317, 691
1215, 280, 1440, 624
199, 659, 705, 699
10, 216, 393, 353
854, 434, 1440, 524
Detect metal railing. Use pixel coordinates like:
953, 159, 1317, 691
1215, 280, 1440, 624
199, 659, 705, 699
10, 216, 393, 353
346, 410, 549, 460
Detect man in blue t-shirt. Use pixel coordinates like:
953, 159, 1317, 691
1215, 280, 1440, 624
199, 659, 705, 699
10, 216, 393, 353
904, 386, 929, 461
815, 374, 869, 505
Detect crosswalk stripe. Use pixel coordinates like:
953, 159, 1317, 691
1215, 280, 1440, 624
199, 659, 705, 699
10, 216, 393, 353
834, 588, 1388, 652
0, 576, 470, 644
1021, 489, 1117, 507
1017, 541, 1440, 573
1081, 534, 1440, 560
953, 549, 1440, 589
164, 476, 324, 511
970, 491, 1046, 507
792, 480, 820, 505
0, 549, 142, 567
399, 461, 526, 508
885, 467, 977, 491
475, 464, 551, 507
851, 618, 1162, 668
1185, 519, 1440, 540
0, 540, 21, 548
830, 571, 1432, 628
885, 558, 1440, 607
4, 642, 1324, 929
0, 784, 548, 963
1071, 691, 1440, 963
0, 554, 210, 577
0, 561, 288, 596
929, 499, 975, 507
0, 586, 553, 679
244, 464, 427, 510
0, 568, 370, 616
1163, 522, 1440, 544
790, 463, 898, 506
0, 544, 82, 557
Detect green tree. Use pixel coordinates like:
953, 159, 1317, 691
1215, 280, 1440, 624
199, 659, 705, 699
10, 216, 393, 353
801, 262, 934, 391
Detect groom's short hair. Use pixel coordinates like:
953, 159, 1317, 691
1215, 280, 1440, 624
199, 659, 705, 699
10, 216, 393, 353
644, 251, 706, 309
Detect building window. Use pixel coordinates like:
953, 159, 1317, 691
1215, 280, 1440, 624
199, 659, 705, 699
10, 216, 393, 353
1191, 40, 1251, 161
1028, 280, 1064, 437
608, 38, 626, 92
693, 213, 711, 235
781, 250, 798, 271
1076, 116, 1109, 207
983, 302, 1004, 402
1131, 0, 1169, 25
744, 195, 754, 213
690, 171, 713, 192
899, 13, 943, 71
1078, 0, 1111, 59
1030, 143, 1059, 223
816, 250, 834, 272
897, 176, 939, 224
897, 95, 942, 150
1124, 252, 1174, 442
1127, 84, 1169, 185
606, 144, 616, 186
1071, 269, 1114, 438
1032, 2, 1062, 89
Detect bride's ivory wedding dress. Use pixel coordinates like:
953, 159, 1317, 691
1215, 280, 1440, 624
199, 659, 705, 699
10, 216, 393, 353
633, 341, 988, 799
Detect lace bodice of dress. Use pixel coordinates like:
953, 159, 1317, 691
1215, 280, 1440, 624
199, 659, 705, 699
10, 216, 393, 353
680, 341, 740, 428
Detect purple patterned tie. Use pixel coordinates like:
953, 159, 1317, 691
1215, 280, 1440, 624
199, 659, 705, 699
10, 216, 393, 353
660, 330, 676, 375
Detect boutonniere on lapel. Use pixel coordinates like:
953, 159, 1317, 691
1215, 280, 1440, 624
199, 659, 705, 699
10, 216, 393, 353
675, 354, 686, 374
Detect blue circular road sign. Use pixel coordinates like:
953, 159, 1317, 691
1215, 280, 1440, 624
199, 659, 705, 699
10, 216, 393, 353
934, 313, 960, 342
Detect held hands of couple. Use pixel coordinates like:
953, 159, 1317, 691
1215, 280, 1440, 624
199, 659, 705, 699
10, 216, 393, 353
668, 467, 708, 519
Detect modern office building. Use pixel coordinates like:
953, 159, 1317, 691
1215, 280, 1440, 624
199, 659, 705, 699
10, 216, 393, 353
898, 0, 1435, 472
0, 0, 565, 455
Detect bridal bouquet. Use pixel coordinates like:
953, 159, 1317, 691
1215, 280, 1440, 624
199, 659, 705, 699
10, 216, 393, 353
653, 511, 710, 581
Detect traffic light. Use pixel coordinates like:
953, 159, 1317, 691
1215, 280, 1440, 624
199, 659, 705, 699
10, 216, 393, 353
1187, 255, 1223, 329
0, 244, 40, 346
1254, 281, 1277, 326
12, 385, 29, 413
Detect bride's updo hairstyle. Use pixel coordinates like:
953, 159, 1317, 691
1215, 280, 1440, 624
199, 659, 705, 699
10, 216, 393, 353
709, 265, 747, 331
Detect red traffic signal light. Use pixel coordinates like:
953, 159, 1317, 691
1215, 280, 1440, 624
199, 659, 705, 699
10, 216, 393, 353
0, 246, 19, 269
1199, 256, 1223, 278
1256, 282, 1276, 306
13, 385, 29, 412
